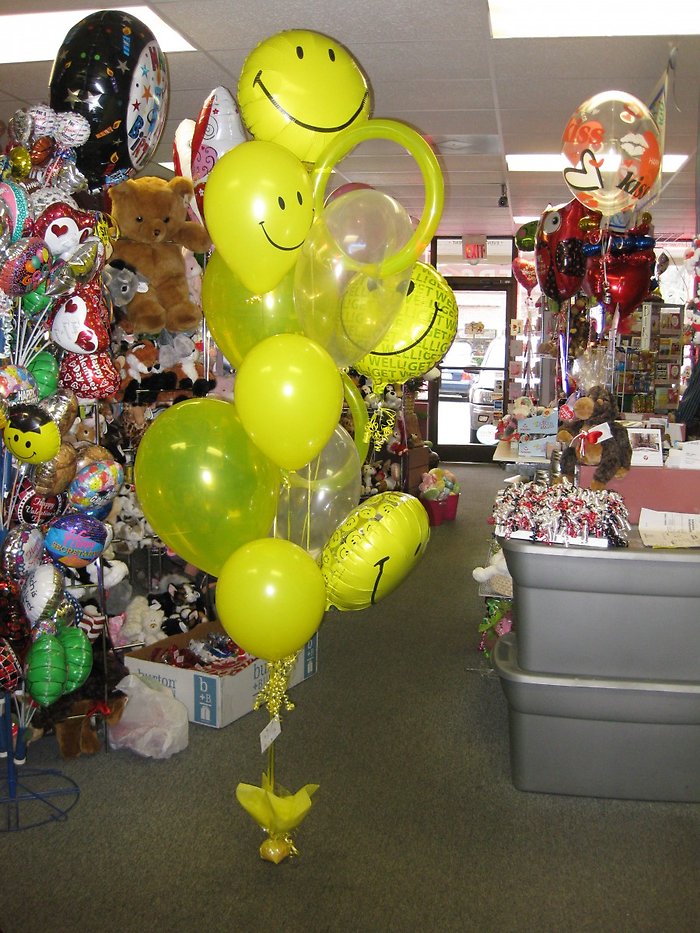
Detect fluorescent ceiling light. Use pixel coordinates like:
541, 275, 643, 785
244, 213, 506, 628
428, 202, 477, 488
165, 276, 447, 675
159, 162, 175, 172
0, 7, 194, 65
489, 0, 700, 38
512, 216, 540, 224
506, 153, 688, 173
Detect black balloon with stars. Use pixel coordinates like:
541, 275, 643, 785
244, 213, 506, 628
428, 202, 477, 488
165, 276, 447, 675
49, 9, 169, 192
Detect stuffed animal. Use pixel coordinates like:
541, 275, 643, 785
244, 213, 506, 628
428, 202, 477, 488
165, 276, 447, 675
472, 548, 512, 585
557, 384, 632, 490
102, 259, 149, 324
108, 176, 212, 335
118, 339, 176, 404
53, 695, 128, 758
119, 595, 168, 646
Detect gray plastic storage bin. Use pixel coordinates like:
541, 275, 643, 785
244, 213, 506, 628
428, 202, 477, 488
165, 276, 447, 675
500, 531, 700, 681
494, 633, 700, 802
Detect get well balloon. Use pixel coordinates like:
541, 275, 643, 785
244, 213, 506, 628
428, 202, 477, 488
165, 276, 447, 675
234, 333, 344, 472
237, 29, 371, 164
201, 251, 300, 368
561, 90, 661, 218
320, 492, 430, 612
49, 9, 169, 190
216, 538, 327, 661
354, 262, 458, 393
134, 397, 280, 576
204, 140, 314, 294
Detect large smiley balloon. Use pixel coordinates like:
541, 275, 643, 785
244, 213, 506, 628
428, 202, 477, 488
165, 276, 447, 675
204, 140, 314, 294
238, 29, 371, 164
320, 492, 430, 612
353, 262, 459, 394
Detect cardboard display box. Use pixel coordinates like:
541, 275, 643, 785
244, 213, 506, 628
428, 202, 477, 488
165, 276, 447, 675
125, 620, 318, 729
404, 445, 431, 496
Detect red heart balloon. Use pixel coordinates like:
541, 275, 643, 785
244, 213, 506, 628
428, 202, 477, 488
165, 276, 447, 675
512, 257, 538, 295
583, 251, 655, 332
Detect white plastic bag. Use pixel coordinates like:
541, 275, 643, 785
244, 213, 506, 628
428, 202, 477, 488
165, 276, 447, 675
109, 673, 189, 759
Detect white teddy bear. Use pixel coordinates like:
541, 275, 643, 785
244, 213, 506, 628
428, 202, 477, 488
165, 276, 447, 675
472, 548, 512, 585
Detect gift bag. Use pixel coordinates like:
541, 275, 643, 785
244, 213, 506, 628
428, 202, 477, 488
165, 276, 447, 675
108, 673, 189, 759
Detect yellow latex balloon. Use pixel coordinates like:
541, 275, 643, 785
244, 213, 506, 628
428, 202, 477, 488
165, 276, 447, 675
134, 398, 280, 576
216, 538, 327, 660
320, 491, 430, 611
311, 119, 444, 278
234, 333, 344, 472
203, 140, 314, 295
201, 251, 300, 368
354, 262, 458, 393
237, 29, 371, 164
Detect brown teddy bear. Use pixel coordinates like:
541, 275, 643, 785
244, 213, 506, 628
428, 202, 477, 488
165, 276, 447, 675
557, 384, 632, 490
108, 176, 212, 336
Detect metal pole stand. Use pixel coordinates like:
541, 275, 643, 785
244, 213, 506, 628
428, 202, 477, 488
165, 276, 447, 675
0, 692, 79, 832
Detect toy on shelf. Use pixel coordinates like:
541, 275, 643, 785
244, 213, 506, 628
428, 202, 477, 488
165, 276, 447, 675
557, 384, 632, 489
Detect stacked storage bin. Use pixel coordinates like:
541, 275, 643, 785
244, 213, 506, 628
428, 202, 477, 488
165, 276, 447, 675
493, 532, 700, 801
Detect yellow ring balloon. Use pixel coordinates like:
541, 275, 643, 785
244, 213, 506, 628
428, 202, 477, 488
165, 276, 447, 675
311, 119, 444, 278
341, 370, 369, 464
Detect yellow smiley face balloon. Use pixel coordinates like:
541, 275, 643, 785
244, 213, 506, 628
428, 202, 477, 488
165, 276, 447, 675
354, 261, 459, 394
3, 405, 61, 464
204, 139, 314, 294
238, 29, 371, 164
320, 492, 430, 611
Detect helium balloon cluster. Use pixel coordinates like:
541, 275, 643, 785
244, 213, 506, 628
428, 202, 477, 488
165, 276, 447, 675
511, 90, 662, 335
134, 29, 444, 666
0, 387, 124, 706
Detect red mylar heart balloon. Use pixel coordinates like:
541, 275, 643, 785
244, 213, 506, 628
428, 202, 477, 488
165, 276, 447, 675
512, 256, 538, 295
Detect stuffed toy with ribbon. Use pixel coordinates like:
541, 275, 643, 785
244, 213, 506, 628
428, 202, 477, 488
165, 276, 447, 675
557, 384, 632, 490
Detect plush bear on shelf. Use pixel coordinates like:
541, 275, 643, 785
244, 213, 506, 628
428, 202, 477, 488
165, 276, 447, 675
557, 384, 632, 490
108, 176, 212, 335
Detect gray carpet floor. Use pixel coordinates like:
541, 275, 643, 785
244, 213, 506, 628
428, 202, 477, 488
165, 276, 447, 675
3, 463, 699, 933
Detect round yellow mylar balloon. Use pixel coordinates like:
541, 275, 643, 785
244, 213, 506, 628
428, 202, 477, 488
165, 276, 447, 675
203, 139, 314, 295
354, 262, 458, 394
216, 538, 327, 661
320, 491, 430, 611
234, 333, 344, 472
237, 29, 371, 164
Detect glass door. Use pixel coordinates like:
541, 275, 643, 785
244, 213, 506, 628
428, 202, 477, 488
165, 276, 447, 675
427, 277, 516, 463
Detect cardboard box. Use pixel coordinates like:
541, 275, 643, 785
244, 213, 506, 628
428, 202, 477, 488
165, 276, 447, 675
125, 620, 318, 729
518, 409, 558, 435
517, 434, 558, 457
404, 445, 431, 496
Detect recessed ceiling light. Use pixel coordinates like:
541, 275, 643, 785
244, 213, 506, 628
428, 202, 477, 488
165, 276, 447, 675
0, 7, 194, 65
488, 0, 700, 38
506, 153, 688, 173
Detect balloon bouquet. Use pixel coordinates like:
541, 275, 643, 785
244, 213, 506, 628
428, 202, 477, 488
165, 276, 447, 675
530, 90, 662, 396
134, 28, 445, 862
0, 9, 170, 766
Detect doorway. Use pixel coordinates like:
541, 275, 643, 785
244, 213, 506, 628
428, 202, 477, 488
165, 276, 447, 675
426, 276, 516, 463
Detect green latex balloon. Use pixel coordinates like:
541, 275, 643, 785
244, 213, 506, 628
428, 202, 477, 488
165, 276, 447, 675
25, 634, 67, 707
59, 625, 93, 694
134, 397, 281, 576
27, 351, 59, 400
201, 250, 300, 368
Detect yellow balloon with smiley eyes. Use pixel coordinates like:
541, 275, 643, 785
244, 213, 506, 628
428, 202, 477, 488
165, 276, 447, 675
204, 139, 315, 295
238, 29, 371, 164
3, 404, 61, 464
320, 491, 430, 612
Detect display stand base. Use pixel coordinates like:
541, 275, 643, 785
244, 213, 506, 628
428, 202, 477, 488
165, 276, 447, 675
1, 767, 80, 832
